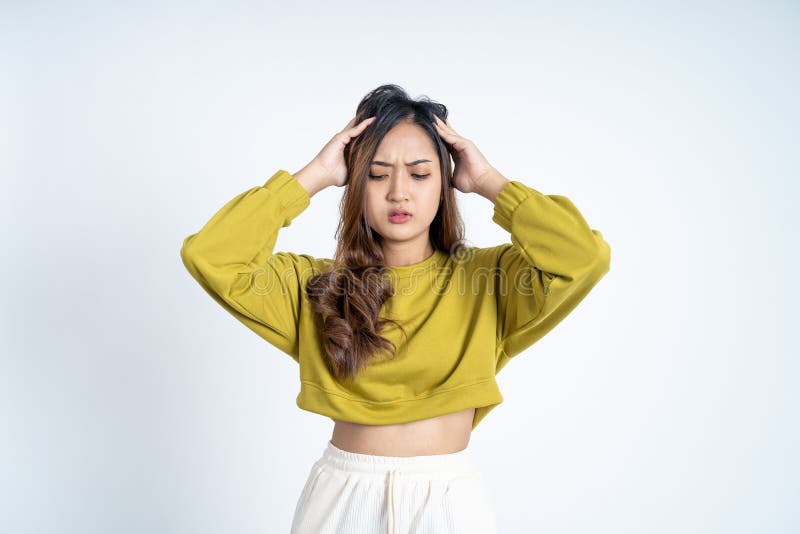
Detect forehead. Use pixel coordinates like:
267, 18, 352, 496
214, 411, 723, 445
372, 122, 437, 161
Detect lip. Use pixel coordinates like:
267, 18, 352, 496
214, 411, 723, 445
388, 212, 411, 223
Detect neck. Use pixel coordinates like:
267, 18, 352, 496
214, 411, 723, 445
381, 240, 435, 268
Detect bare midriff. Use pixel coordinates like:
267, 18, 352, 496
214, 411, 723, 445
330, 407, 476, 457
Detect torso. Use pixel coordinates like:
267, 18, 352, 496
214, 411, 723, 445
331, 407, 475, 457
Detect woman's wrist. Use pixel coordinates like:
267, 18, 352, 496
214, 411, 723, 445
474, 167, 511, 203
293, 162, 330, 198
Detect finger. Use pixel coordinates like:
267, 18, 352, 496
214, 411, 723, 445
339, 117, 376, 144
348, 116, 376, 133
433, 116, 455, 139
435, 115, 457, 134
434, 119, 457, 144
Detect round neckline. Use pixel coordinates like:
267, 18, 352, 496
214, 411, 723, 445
383, 249, 447, 279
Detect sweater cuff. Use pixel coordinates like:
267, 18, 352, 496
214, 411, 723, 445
262, 169, 311, 222
491, 180, 536, 232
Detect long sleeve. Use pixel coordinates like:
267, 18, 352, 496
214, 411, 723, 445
180, 169, 323, 362
491, 180, 611, 369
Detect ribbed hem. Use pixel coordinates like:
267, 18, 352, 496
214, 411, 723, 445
297, 377, 503, 429
262, 169, 311, 222
319, 440, 480, 475
491, 180, 536, 233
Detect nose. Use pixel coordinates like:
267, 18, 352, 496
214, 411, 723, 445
387, 176, 408, 202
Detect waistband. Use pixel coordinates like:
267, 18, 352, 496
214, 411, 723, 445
318, 440, 480, 478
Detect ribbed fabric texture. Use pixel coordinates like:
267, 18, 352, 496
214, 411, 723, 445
180, 169, 611, 429
290, 442, 498, 534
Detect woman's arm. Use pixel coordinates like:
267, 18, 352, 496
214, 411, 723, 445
429, 115, 610, 369
476, 168, 611, 370
180, 169, 328, 362
180, 117, 373, 361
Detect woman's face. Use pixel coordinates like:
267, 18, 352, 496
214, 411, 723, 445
364, 120, 443, 257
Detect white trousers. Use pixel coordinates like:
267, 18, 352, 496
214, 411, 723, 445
291, 440, 499, 534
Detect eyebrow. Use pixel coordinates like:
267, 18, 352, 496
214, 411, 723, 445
371, 159, 432, 167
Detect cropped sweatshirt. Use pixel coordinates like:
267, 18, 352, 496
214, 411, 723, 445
180, 169, 611, 430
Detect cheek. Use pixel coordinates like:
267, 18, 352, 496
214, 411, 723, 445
424, 188, 443, 216
367, 208, 378, 226
364, 194, 381, 226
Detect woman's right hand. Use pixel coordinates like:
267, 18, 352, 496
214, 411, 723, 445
300, 116, 376, 189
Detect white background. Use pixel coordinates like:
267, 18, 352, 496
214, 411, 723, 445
3, 1, 798, 533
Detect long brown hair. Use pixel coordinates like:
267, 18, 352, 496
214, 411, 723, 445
306, 84, 468, 383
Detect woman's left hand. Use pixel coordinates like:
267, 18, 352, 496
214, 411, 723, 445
433, 115, 495, 194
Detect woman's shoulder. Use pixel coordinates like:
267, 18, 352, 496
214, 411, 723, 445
266, 252, 334, 281
447, 243, 511, 270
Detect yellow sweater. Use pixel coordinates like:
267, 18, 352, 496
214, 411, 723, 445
180, 169, 611, 429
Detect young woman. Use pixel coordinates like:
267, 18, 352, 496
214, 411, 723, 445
180, 84, 611, 533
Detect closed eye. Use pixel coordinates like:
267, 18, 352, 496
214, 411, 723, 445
368, 174, 430, 180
